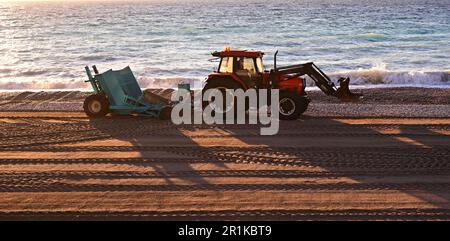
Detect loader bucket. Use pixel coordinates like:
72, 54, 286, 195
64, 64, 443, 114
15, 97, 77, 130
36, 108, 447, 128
335, 77, 363, 102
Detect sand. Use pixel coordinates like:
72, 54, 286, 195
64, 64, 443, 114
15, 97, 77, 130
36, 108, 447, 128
0, 87, 449, 220
1, 87, 450, 117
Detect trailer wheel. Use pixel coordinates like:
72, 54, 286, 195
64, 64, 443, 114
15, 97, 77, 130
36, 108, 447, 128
278, 92, 309, 120
83, 94, 109, 117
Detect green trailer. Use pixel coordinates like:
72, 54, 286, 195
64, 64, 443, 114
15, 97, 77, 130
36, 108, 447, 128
83, 65, 170, 119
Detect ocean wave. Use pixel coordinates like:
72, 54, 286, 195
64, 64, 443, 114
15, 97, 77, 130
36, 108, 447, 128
90, 64, 436, 89
79, 55, 117, 61
0, 79, 88, 90
16, 69, 49, 77
0, 67, 448, 90
352, 33, 390, 41
0, 68, 14, 74
326, 65, 449, 86
0, 77, 202, 90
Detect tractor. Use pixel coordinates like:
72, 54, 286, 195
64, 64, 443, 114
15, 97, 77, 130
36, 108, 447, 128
202, 48, 362, 120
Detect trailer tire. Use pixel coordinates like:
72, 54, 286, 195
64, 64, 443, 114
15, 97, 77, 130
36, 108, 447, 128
83, 94, 110, 117
278, 91, 309, 120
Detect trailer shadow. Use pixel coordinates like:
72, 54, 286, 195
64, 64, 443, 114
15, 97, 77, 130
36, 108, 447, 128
87, 116, 215, 185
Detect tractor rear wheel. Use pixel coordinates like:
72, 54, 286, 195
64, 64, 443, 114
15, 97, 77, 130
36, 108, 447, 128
202, 78, 244, 116
83, 94, 110, 117
278, 91, 309, 120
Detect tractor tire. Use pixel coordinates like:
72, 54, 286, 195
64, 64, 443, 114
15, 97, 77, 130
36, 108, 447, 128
83, 94, 110, 117
278, 91, 309, 120
202, 78, 245, 116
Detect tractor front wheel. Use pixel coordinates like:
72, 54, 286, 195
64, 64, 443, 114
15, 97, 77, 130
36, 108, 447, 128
278, 91, 309, 120
83, 94, 110, 117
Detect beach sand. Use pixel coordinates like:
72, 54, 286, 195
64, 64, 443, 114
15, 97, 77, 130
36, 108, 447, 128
0, 87, 449, 220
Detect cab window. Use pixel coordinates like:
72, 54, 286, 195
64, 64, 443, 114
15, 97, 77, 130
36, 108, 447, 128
235, 57, 257, 74
219, 57, 233, 73
256, 57, 264, 73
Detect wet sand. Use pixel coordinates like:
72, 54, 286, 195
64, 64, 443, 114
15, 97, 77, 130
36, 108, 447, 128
0, 87, 449, 220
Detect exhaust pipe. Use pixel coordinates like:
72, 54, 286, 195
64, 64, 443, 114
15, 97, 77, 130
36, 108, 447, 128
274, 50, 278, 70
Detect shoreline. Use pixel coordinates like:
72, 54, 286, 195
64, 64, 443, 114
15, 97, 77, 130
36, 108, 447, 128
0, 87, 449, 117
1, 84, 450, 93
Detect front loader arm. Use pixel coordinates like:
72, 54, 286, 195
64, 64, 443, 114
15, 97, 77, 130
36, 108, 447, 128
270, 62, 362, 101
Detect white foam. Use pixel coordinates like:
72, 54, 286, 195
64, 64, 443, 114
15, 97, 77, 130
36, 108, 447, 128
0, 64, 448, 91
305, 64, 450, 87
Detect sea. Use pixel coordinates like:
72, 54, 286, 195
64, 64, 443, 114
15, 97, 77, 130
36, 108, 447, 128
0, 0, 449, 90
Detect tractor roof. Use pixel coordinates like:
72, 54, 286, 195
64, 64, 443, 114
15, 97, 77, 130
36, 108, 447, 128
212, 49, 264, 58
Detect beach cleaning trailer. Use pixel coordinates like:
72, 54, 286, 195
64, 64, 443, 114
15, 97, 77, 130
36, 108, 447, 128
83, 65, 170, 118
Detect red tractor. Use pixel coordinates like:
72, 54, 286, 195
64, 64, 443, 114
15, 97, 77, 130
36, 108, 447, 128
202, 48, 361, 120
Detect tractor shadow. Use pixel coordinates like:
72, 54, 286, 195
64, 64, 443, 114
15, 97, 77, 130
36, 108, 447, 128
395, 122, 450, 206
88, 114, 450, 210
206, 115, 450, 210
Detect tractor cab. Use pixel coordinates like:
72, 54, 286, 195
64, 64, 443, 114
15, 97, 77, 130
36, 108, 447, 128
211, 49, 266, 88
